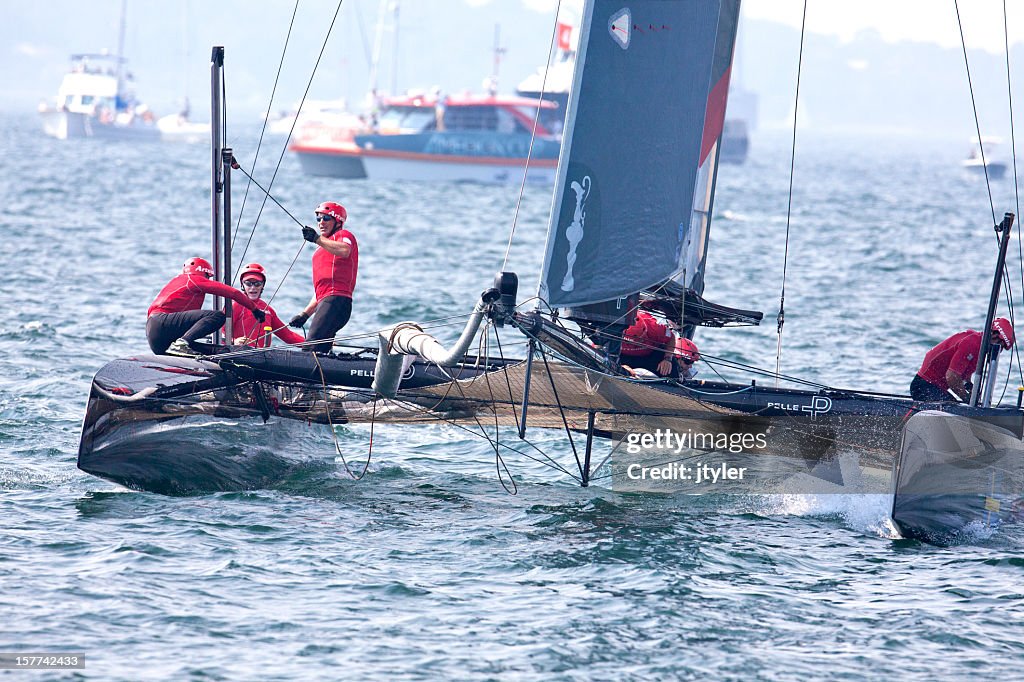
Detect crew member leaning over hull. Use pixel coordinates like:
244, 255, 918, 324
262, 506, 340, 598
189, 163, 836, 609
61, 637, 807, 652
911, 317, 1014, 402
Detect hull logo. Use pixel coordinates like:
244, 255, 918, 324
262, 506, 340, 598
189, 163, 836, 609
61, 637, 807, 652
766, 396, 833, 418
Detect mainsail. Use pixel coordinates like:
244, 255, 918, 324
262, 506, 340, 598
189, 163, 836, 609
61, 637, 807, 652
538, 0, 742, 308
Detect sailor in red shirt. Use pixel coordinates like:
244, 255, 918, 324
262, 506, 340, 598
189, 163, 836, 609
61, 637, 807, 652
288, 201, 358, 354
620, 311, 677, 377
146, 257, 265, 354
911, 317, 1015, 401
226, 263, 306, 349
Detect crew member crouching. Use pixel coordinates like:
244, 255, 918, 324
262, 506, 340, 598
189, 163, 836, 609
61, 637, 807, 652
146, 257, 265, 354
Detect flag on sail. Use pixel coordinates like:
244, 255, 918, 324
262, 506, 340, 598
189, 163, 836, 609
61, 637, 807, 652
538, 0, 740, 309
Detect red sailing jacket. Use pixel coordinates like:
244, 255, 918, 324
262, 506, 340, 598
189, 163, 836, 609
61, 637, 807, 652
147, 273, 258, 317
917, 330, 983, 390
620, 312, 675, 357
228, 300, 305, 348
312, 228, 358, 301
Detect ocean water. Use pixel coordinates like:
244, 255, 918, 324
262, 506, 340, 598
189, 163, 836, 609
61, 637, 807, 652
2, 112, 1024, 679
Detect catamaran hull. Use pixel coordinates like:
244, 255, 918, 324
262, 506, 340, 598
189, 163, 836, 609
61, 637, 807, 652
891, 410, 1024, 544
77, 350, 514, 493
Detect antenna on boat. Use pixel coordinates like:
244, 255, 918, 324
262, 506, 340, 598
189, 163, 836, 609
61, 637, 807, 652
969, 211, 1015, 407
210, 46, 234, 344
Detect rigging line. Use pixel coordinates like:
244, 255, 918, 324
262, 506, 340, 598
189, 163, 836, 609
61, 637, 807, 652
1002, 0, 1024, 386
536, 342, 586, 480
955, 0, 998, 227
391, 396, 577, 480
490, 324, 523, 435
500, 0, 564, 271
230, 0, 301, 265
233, 0, 348, 277
232, 160, 306, 225
310, 349, 371, 480
264, 240, 307, 309
775, 0, 808, 389
434, 353, 521, 494
479, 323, 519, 494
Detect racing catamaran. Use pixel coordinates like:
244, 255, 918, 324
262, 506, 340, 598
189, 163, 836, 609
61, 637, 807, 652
78, 1, 1024, 544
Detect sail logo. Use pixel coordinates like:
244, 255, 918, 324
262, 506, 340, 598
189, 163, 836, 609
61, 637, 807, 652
608, 8, 631, 49
561, 175, 591, 292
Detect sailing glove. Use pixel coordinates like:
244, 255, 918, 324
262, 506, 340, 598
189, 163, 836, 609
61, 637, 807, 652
302, 226, 319, 243
252, 308, 266, 324
289, 312, 310, 328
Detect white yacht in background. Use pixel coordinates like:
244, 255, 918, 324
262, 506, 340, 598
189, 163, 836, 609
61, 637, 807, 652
963, 136, 1007, 179
157, 99, 210, 144
38, 52, 159, 141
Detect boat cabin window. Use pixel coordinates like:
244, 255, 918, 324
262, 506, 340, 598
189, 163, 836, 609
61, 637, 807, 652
377, 105, 435, 133
443, 105, 528, 133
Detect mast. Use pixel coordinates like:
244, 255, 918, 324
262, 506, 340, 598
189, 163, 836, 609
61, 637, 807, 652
969, 212, 1015, 406
115, 0, 128, 109
368, 0, 388, 101
390, 1, 400, 97
210, 47, 232, 344
489, 24, 505, 96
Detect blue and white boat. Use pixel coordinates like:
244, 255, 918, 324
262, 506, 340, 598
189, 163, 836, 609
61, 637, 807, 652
350, 93, 561, 184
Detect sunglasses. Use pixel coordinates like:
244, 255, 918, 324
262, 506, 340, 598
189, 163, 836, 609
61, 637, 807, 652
242, 280, 264, 287
678, 357, 696, 365
316, 214, 334, 222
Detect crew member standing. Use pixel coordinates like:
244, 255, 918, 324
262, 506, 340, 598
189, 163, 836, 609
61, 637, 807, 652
289, 202, 358, 354
227, 263, 305, 348
911, 317, 1015, 401
147, 257, 265, 354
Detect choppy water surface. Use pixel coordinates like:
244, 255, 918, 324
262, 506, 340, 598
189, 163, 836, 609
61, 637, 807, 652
2, 112, 1023, 679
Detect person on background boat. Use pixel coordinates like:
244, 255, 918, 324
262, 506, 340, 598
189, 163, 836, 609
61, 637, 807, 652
910, 317, 1015, 401
289, 201, 358, 354
674, 337, 701, 381
147, 257, 265, 355
225, 263, 305, 349
620, 311, 677, 378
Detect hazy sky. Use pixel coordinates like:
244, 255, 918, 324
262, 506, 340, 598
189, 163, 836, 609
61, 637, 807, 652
5, 0, 1024, 122
743, 0, 1024, 52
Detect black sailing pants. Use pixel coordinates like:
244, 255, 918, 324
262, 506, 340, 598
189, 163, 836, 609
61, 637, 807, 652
146, 310, 226, 354
909, 374, 955, 402
305, 296, 353, 354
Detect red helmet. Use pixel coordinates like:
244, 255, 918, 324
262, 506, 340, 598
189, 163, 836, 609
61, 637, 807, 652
239, 262, 266, 283
183, 257, 214, 278
675, 337, 700, 362
315, 201, 347, 224
992, 317, 1015, 350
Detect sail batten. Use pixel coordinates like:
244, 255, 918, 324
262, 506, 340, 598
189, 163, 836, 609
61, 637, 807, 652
538, 0, 741, 309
